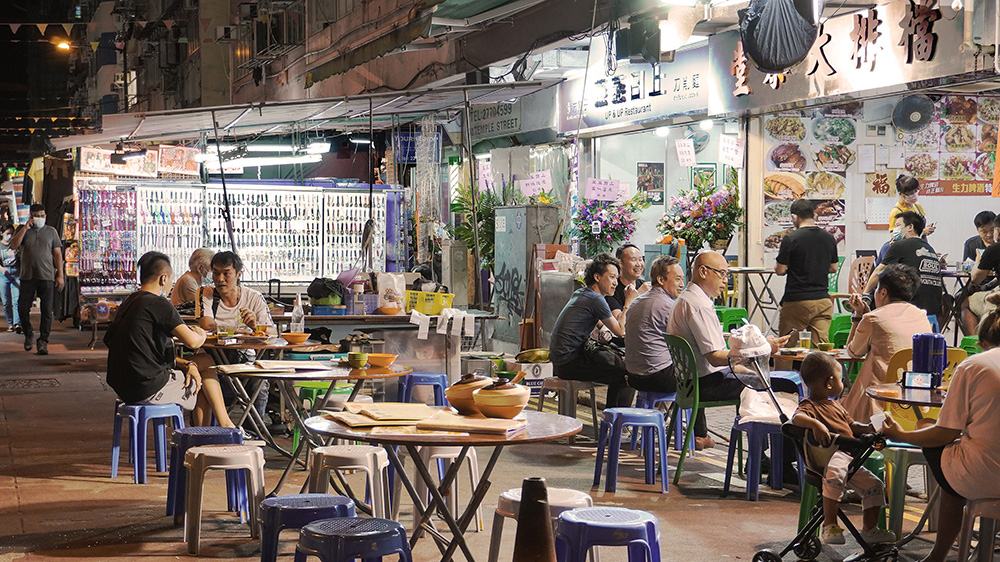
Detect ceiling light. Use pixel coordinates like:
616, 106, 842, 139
349, 136, 372, 145
655, 127, 670, 137
110, 141, 147, 164
56, 41, 71, 50
699, 119, 715, 131
205, 154, 322, 168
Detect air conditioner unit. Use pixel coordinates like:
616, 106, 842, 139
216, 26, 234, 41
238, 2, 259, 20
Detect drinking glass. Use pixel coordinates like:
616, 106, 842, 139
798, 330, 812, 349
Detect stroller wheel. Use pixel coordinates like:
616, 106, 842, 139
792, 536, 821, 561
753, 550, 782, 562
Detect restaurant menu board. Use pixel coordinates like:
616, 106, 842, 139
762, 106, 852, 253
901, 95, 998, 195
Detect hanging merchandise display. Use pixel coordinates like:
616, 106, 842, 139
323, 191, 387, 277
136, 184, 205, 280
76, 180, 137, 293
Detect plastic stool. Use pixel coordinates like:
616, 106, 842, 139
882, 445, 931, 539
555, 507, 661, 562
184, 444, 266, 555
294, 517, 412, 562
166, 426, 246, 526
960, 335, 981, 356
111, 401, 185, 484
631, 392, 691, 453
260, 494, 357, 562
488, 487, 596, 562
956, 497, 1000, 562
397, 372, 448, 406
291, 382, 356, 452
538, 378, 600, 442
723, 417, 800, 501
594, 408, 669, 493
927, 314, 939, 333
309, 445, 391, 518
769, 370, 806, 399
714, 306, 749, 331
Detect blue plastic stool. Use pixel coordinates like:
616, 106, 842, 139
111, 401, 185, 484
294, 517, 412, 562
594, 408, 669, 493
723, 417, 802, 501
927, 314, 939, 333
260, 494, 356, 562
397, 372, 448, 406
166, 426, 246, 525
555, 507, 661, 562
770, 370, 806, 399
631, 392, 692, 453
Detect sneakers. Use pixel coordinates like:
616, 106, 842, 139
821, 524, 846, 545
23, 334, 32, 351
694, 436, 716, 450
13, 324, 21, 334
36, 340, 48, 356
860, 528, 897, 545
236, 427, 266, 446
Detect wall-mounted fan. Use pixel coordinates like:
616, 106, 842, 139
891, 95, 936, 133
739, 0, 824, 73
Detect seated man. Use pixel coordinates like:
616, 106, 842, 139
667, 251, 789, 449
624, 255, 685, 393
963, 210, 995, 263
105, 251, 239, 429
962, 213, 1000, 334
170, 248, 214, 306
549, 252, 634, 409
606, 244, 651, 323
865, 211, 942, 319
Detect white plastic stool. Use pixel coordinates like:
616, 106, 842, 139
537, 379, 600, 442
487, 487, 597, 562
308, 445, 391, 518
184, 444, 265, 555
957, 497, 1000, 562
391, 446, 483, 532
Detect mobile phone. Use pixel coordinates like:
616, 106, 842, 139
783, 328, 798, 338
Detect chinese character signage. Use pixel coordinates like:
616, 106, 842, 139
520, 170, 552, 197
675, 139, 697, 167
719, 135, 745, 168
79, 146, 160, 178
585, 178, 621, 201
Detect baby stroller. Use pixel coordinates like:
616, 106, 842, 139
725, 326, 898, 562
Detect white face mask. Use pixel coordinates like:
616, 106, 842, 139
2, 234, 10, 244
32, 217, 45, 229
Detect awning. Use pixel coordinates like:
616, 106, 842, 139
51, 80, 560, 150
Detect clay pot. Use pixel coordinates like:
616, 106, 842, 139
473, 378, 530, 419
445, 373, 494, 415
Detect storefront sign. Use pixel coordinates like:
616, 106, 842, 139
79, 146, 160, 178
557, 43, 708, 134
707, 0, 971, 116
469, 102, 521, 142
675, 139, 697, 167
393, 131, 441, 164
585, 178, 620, 201
157, 145, 200, 176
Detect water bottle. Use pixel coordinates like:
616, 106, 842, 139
913, 333, 946, 387
291, 293, 305, 333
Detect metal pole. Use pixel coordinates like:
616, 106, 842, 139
210, 110, 237, 253
463, 89, 483, 308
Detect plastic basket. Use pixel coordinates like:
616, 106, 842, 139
405, 290, 456, 315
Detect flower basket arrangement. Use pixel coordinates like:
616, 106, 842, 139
658, 167, 743, 251
573, 192, 650, 256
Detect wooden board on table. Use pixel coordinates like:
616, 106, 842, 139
415, 410, 528, 435
354, 402, 439, 421
323, 411, 417, 427
215, 364, 295, 375
254, 360, 331, 371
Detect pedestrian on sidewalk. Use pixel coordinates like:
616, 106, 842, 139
1, 222, 21, 333
8, 204, 63, 355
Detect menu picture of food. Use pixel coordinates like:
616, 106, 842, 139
813, 200, 846, 225
764, 172, 806, 199
812, 117, 857, 145
904, 152, 939, 179
813, 144, 855, 171
806, 172, 846, 199
903, 123, 941, 151
942, 96, 978, 124
980, 124, 997, 153
765, 115, 807, 142
941, 154, 976, 180
768, 144, 808, 171
976, 153, 996, 181
979, 98, 999, 124
763, 200, 793, 227
942, 123, 976, 152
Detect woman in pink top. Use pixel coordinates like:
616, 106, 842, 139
841, 264, 932, 420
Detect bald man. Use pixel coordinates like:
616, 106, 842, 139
668, 251, 791, 449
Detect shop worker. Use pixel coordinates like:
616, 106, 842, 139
170, 248, 214, 306
668, 251, 791, 449
865, 211, 942, 319
887, 174, 935, 236
105, 251, 239, 429
775, 199, 838, 353
624, 255, 685, 394
962, 213, 1000, 333
550, 252, 634, 409
8, 204, 63, 355
606, 244, 651, 323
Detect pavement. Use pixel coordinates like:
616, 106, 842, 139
0, 316, 938, 561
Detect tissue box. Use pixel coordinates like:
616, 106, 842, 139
506, 361, 553, 396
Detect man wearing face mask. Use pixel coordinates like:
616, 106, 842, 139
8, 204, 63, 355
170, 248, 214, 306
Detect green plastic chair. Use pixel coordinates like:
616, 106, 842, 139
961, 335, 981, 356
291, 381, 354, 451
714, 306, 749, 332
664, 334, 742, 485
828, 314, 852, 342
829, 257, 846, 312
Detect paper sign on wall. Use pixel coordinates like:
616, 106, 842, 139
675, 139, 697, 167
520, 170, 552, 197
718, 135, 745, 168
616, 183, 632, 201
478, 159, 494, 192
585, 178, 621, 201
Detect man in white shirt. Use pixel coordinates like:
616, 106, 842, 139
668, 251, 789, 449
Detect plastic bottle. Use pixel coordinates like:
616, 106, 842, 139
291, 293, 305, 333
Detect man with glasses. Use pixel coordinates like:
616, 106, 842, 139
775, 199, 839, 353
668, 251, 791, 449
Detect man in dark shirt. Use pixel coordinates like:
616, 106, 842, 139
963, 214, 1000, 332
605, 244, 650, 322
963, 211, 995, 263
8, 204, 63, 355
105, 251, 238, 428
866, 211, 942, 318
775, 199, 838, 346
550, 253, 634, 408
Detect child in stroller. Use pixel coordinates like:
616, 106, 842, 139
792, 352, 897, 546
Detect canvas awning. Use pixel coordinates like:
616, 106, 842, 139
51, 80, 559, 150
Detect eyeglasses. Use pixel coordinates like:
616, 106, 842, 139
703, 266, 730, 280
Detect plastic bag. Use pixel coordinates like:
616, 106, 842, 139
738, 387, 799, 424
377, 273, 406, 313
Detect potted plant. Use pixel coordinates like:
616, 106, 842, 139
658, 167, 743, 252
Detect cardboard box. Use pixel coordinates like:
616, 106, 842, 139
506, 361, 553, 396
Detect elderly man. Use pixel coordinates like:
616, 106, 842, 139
170, 248, 214, 306
550, 252, 634, 409
668, 251, 790, 449
9, 204, 63, 355
624, 255, 685, 393
606, 244, 651, 323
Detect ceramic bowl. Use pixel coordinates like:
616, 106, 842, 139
473, 380, 530, 419
282, 332, 310, 345
817, 342, 835, 352
379, 306, 403, 315
347, 352, 368, 369
445, 373, 494, 415
366, 353, 397, 368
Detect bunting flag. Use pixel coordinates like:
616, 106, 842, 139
10, 24, 19, 34
35, 23, 46, 34
163, 20, 173, 30
87, 22, 97, 33
90, 41, 99, 52
200, 18, 212, 32
61, 23, 72, 34
134, 21, 145, 31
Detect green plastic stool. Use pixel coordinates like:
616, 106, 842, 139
715, 306, 749, 331
960, 335, 981, 356
797, 451, 886, 533
292, 383, 355, 452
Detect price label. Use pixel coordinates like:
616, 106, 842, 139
675, 139, 697, 167
585, 178, 620, 201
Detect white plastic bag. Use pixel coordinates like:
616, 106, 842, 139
738, 387, 799, 424
377, 273, 406, 314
